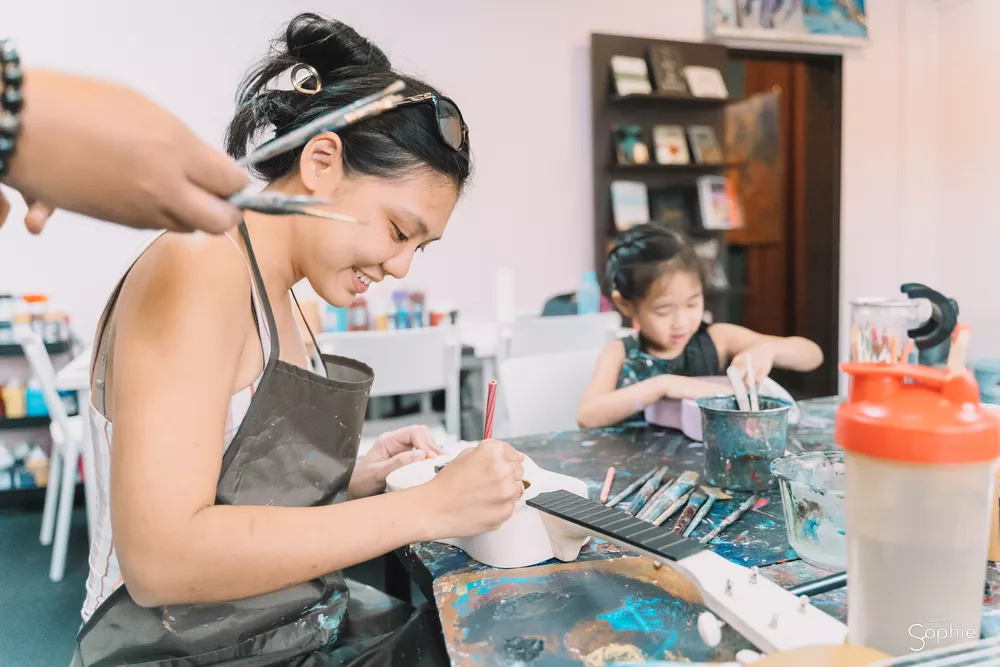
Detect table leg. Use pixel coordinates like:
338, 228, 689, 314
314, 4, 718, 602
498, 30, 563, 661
384, 550, 413, 604
394, 546, 436, 605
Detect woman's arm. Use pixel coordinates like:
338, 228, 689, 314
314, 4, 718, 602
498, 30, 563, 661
575, 340, 725, 429
710, 323, 823, 381
3, 69, 246, 234
108, 235, 519, 608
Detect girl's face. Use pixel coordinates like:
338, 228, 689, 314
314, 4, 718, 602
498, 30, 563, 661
618, 268, 705, 356
292, 134, 459, 307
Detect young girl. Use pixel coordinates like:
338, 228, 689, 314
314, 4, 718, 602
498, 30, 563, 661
73, 14, 524, 667
577, 224, 823, 429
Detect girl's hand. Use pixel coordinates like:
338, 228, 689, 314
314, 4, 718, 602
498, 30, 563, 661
348, 425, 444, 499
730, 344, 776, 384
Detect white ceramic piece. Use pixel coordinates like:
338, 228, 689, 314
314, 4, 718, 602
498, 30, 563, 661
645, 376, 799, 441
384, 443, 591, 569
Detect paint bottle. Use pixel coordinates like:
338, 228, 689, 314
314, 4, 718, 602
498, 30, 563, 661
347, 297, 369, 332
23, 294, 49, 339
0, 298, 13, 345
24, 445, 49, 488
3, 381, 26, 419
577, 271, 600, 315
323, 304, 348, 333
392, 290, 409, 329
0, 445, 13, 491
837, 363, 1000, 657
409, 292, 425, 328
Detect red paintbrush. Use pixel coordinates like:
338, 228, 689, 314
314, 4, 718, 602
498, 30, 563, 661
484, 379, 498, 440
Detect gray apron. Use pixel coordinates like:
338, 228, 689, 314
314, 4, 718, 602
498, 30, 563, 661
72, 223, 449, 667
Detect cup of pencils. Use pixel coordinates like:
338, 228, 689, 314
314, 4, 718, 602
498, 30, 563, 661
849, 298, 920, 364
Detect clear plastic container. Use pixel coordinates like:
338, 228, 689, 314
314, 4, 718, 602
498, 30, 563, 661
838, 363, 1000, 657
849, 298, 921, 363
770, 451, 846, 570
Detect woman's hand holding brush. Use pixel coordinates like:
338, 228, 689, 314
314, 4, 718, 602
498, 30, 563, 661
422, 440, 525, 538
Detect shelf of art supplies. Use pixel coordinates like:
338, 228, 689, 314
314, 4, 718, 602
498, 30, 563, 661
592, 32, 737, 323
609, 162, 742, 174
0, 416, 53, 430
0, 340, 72, 357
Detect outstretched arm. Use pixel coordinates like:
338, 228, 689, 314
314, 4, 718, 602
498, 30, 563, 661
710, 323, 823, 382
576, 340, 727, 429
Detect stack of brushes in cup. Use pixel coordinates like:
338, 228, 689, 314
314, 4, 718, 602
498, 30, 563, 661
599, 465, 762, 544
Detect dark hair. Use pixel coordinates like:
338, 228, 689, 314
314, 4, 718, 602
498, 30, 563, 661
225, 13, 471, 190
605, 224, 704, 302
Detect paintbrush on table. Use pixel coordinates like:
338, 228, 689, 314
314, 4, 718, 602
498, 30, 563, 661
625, 466, 669, 516
682, 486, 732, 537
699, 494, 760, 544
599, 467, 615, 504
605, 467, 658, 507
651, 489, 693, 526
636, 476, 676, 515
671, 488, 709, 534
637, 470, 699, 521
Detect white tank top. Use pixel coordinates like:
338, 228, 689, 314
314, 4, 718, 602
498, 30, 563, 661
80, 232, 273, 622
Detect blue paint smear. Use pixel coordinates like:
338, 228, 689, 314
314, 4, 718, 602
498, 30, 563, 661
597, 596, 674, 633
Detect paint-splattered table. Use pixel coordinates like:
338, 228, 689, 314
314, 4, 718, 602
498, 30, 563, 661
395, 396, 1000, 665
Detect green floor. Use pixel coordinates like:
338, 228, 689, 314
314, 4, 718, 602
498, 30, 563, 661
0, 506, 89, 667
0, 504, 420, 666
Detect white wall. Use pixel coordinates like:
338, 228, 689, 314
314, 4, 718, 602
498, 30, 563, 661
932, 0, 1000, 362
1, 0, 954, 373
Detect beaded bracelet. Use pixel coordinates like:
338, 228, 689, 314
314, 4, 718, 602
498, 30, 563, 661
0, 39, 23, 179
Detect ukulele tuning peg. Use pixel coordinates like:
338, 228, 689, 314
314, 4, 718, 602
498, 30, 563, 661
797, 595, 810, 613
697, 611, 724, 647
748, 566, 759, 584
768, 612, 779, 629
724, 578, 733, 596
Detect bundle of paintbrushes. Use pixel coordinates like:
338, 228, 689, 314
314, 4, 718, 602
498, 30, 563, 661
599, 465, 760, 543
229, 80, 407, 220
850, 323, 914, 364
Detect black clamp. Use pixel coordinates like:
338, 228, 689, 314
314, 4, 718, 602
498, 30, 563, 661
900, 283, 958, 351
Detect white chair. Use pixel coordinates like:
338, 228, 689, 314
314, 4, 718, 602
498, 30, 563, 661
496, 312, 622, 362
315, 327, 461, 455
17, 330, 95, 582
494, 348, 603, 439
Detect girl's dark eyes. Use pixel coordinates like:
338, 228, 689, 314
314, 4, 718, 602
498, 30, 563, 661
391, 223, 409, 243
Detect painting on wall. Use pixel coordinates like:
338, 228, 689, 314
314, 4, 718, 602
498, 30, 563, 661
706, 0, 868, 51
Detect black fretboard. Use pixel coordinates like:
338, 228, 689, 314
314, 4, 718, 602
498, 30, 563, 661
527, 490, 706, 562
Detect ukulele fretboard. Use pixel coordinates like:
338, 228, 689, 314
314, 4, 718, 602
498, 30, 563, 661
527, 490, 706, 562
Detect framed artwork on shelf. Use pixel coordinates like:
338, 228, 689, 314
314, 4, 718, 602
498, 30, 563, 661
697, 175, 744, 230
705, 0, 869, 54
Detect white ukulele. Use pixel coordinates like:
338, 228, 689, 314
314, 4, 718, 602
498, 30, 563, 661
387, 446, 846, 656
388, 450, 1000, 665
385, 446, 593, 569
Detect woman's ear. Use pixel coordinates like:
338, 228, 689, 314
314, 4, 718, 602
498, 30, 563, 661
610, 290, 635, 319
299, 132, 344, 193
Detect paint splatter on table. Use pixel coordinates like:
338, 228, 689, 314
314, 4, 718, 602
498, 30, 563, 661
398, 397, 1000, 664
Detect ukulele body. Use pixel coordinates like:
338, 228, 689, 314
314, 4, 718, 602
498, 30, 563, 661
385, 444, 592, 568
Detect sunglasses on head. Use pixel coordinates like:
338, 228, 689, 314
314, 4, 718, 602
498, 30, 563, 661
394, 92, 468, 152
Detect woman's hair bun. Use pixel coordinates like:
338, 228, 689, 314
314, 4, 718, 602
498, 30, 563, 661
282, 13, 391, 76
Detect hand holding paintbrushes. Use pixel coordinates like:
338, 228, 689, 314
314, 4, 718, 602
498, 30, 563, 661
229, 80, 407, 222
